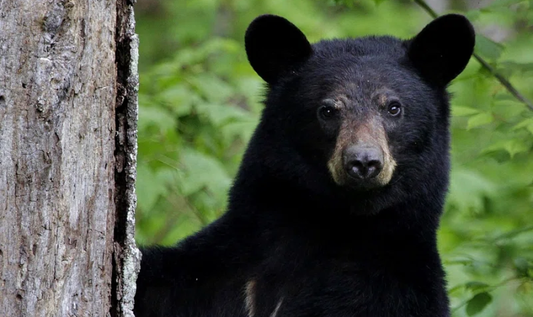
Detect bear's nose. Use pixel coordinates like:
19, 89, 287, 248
343, 145, 384, 180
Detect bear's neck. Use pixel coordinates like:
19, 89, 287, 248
229, 162, 442, 247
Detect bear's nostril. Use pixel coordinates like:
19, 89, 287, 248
348, 161, 366, 179
351, 161, 364, 170
366, 160, 383, 179
344, 146, 384, 180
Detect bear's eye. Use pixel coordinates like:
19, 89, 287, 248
318, 102, 338, 120
387, 101, 402, 117
319, 106, 336, 119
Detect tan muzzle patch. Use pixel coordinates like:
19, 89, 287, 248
327, 116, 396, 187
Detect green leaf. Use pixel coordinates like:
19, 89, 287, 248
329, 0, 354, 7
221, 119, 259, 143
464, 10, 481, 21
474, 35, 505, 61
138, 105, 177, 133
443, 256, 475, 266
447, 168, 497, 214
190, 74, 234, 103
493, 99, 527, 120
452, 106, 480, 116
180, 148, 232, 196
497, 61, 533, 74
466, 292, 493, 316
492, 225, 533, 241
486, 0, 528, 8
136, 164, 169, 212
482, 139, 529, 158
512, 118, 533, 135
467, 113, 493, 129
195, 103, 250, 126
158, 86, 197, 116
514, 257, 530, 277
465, 281, 490, 292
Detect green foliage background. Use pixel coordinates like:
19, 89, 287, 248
134, 0, 533, 315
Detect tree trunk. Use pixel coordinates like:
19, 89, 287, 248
0, 0, 140, 316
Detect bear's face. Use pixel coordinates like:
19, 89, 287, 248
244, 14, 474, 211
320, 87, 398, 190
293, 56, 437, 191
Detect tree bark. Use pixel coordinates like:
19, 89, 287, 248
0, 0, 140, 316
114, 1, 141, 316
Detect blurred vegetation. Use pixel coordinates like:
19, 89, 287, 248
133, 0, 533, 315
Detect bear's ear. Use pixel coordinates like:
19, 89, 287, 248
406, 14, 475, 86
245, 14, 312, 84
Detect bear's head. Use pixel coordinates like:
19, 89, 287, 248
242, 14, 475, 214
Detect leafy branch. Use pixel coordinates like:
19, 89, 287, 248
413, 0, 533, 111
450, 277, 519, 315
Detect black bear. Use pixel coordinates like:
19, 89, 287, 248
134, 13, 475, 317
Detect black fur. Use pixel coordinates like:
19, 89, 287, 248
134, 14, 475, 317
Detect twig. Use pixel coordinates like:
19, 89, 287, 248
472, 52, 533, 111
413, 0, 438, 17
412, 0, 533, 112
